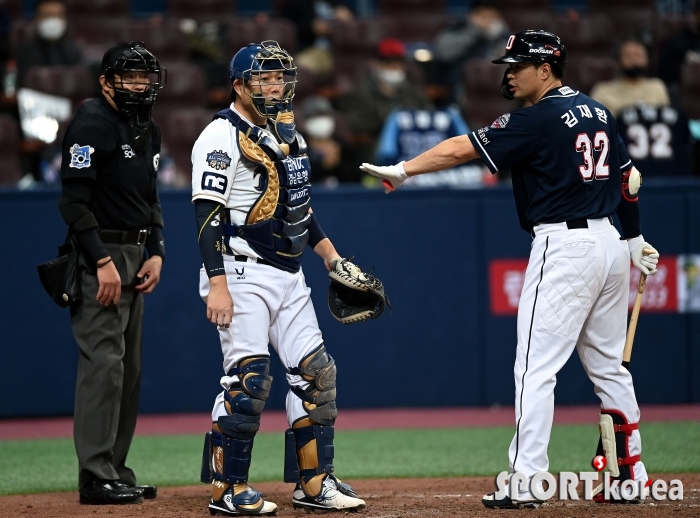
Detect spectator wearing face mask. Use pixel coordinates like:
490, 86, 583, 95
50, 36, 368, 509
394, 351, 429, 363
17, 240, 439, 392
301, 95, 359, 185
337, 38, 431, 164
16, 0, 82, 87
589, 37, 670, 117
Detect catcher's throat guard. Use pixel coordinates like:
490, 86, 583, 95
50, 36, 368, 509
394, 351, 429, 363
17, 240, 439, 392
328, 258, 390, 324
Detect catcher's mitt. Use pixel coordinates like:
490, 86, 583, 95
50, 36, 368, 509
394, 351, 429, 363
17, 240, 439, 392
328, 257, 390, 324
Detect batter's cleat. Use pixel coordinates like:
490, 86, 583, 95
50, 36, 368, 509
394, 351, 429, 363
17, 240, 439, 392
208, 484, 277, 516
592, 482, 649, 504
482, 492, 543, 509
292, 475, 366, 512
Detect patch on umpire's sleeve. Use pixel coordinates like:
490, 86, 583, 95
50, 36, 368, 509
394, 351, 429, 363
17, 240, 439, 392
201, 172, 228, 195
68, 144, 95, 169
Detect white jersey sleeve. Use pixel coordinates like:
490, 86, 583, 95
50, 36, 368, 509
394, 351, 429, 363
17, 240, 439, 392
191, 118, 239, 204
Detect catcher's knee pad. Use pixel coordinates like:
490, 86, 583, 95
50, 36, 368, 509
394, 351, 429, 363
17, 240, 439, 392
200, 356, 272, 486
595, 409, 640, 482
289, 344, 337, 426
284, 419, 335, 497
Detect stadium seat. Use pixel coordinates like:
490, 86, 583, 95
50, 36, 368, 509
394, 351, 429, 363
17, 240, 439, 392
376, 0, 446, 16
167, 0, 235, 20
21, 65, 96, 108
588, 0, 654, 10
127, 19, 189, 62
461, 59, 515, 130
0, 114, 23, 185
680, 62, 700, 119
565, 55, 617, 96
330, 17, 398, 57
552, 13, 615, 57
159, 108, 214, 180
387, 14, 456, 43
227, 17, 297, 55
151, 62, 208, 121
501, 10, 555, 33
63, 0, 129, 17
0, 0, 22, 17
502, 0, 551, 9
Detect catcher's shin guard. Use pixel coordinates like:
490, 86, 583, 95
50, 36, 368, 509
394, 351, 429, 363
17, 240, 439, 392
201, 356, 273, 512
592, 409, 642, 503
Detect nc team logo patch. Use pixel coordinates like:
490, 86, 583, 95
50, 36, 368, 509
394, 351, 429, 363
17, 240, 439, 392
69, 144, 94, 169
202, 172, 228, 195
206, 150, 231, 171
491, 113, 511, 129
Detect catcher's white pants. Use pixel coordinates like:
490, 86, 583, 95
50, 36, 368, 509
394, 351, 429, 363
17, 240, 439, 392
508, 218, 647, 500
199, 256, 324, 426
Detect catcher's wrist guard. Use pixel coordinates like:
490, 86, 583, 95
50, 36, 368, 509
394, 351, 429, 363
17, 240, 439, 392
328, 257, 390, 324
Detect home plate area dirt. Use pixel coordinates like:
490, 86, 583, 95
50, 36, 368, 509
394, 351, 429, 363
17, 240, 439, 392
2, 474, 699, 517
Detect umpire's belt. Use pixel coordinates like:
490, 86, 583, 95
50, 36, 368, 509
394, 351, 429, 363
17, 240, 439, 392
99, 228, 150, 245
531, 217, 613, 237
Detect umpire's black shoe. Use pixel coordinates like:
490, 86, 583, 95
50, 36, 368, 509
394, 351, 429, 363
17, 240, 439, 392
114, 481, 157, 499
482, 492, 543, 509
79, 479, 144, 505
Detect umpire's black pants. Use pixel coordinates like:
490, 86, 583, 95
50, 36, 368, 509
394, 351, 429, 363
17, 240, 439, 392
71, 242, 145, 490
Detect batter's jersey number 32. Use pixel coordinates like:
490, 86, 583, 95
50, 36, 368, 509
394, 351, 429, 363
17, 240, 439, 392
575, 131, 610, 181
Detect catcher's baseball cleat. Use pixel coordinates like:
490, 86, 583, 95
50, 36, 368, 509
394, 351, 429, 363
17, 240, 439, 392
482, 492, 543, 509
208, 485, 277, 516
292, 475, 366, 512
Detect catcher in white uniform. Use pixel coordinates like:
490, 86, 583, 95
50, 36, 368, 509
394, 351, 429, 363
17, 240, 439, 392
191, 41, 385, 515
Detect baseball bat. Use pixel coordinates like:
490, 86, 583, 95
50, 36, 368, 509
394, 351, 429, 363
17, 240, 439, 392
622, 248, 654, 368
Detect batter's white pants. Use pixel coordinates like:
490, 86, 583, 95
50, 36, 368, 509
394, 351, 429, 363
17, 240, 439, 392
199, 256, 324, 426
508, 218, 647, 500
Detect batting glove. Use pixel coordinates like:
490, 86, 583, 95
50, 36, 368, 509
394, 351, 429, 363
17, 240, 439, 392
360, 162, 408, 193
627, 235, 659, 276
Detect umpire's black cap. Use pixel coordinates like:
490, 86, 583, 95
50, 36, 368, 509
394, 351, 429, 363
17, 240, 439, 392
492, 30, 567, 77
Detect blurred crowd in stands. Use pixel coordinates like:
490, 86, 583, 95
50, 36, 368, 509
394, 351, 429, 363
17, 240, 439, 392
0, 0, 699, 189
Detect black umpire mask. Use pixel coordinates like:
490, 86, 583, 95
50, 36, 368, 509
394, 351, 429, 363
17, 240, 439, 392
128, 114, 151, 152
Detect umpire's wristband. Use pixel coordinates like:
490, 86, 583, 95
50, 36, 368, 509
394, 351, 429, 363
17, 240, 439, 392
307, 212, 327, 248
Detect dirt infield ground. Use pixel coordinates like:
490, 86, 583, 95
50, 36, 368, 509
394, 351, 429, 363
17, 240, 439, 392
2, 474, 698, 517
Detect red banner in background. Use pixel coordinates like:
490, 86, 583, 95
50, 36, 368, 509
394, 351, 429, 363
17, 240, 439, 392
489, 259, 528, 315
628, 257, 677, 312
489, 257, 679, 316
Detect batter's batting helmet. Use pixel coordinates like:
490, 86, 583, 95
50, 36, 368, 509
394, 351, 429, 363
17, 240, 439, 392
493, 30, 567, 77
229, 40, 297, 118
102, 41, 166, 116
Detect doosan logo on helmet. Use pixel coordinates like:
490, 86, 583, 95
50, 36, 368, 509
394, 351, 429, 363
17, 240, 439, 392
529, 48, 554, 54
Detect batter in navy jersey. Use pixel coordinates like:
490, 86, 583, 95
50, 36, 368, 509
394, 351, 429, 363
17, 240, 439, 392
361, 30, 660, 508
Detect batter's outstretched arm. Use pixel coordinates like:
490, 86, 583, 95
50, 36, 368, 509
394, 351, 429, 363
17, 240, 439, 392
403, 134, 479, 175
360, 134, 479, 192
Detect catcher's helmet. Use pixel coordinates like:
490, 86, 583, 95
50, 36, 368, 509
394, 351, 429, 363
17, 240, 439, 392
229, 40, 297, 118
101, 41, 166, 116
492, 30, 567, 78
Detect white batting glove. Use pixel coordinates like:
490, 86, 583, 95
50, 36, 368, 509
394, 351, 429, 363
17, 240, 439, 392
360, 162, 408, 193
627, 235, 659, 276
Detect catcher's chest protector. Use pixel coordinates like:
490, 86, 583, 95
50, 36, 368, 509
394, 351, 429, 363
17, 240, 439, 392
216, 108, 312, 272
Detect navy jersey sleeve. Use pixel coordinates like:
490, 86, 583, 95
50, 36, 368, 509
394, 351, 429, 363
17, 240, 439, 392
614, 115, 633, 174
467, 108, 542, 174
60, 117, 116, 181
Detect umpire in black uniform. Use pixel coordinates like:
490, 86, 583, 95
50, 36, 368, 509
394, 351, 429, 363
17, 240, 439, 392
57, 42, 166, 505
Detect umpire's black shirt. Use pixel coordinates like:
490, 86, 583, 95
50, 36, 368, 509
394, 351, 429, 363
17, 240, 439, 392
58, 96, 165, 262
